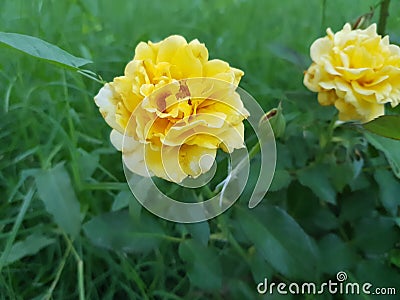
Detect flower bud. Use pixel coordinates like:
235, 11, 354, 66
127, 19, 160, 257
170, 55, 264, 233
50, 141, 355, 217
259, 102, 286, 138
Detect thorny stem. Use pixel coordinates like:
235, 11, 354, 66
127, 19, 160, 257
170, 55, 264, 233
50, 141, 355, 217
377, 0, 391, 35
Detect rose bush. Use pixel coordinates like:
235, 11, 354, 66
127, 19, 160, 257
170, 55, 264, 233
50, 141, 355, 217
304, 23, 400, 122
94, 35, 249, 183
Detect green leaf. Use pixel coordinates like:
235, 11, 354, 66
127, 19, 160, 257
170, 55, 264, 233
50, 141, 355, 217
77, 149, 99, 180
297, 164, 336, 204
236, 206, 319, 280
223, 279, 259, 300
285, 136, 313, 168
178, 239, 222, 291
112, 190, 132, 211
339, 188, 376, 222
355, 260, 400, 294
353, 216, 399, 256
395, 217, 400, 228
363, 115, 400, 140
349, 172, 370, 191
83, 211, 164, 253
365, 132, 400, 179
248, 250, 274, 283
374, 169, 400, 216
0, 32, 91, 69
329, 163, 354, 192
3, 233, 55, 266
389, 249, 400, 268
318, 234, 358, 274
184, 221, 210, 246
268, 43, 308, 69
128, 192, 143, 221
269, 169, 292, 192
287, 183, 339, 233
351, 262, 399, 300
34, 164, 81, 238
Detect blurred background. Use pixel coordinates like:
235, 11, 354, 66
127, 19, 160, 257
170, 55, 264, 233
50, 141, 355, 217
1, 0, 399, 299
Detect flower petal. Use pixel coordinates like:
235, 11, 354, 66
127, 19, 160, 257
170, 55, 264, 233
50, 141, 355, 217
94, 84, 124, 132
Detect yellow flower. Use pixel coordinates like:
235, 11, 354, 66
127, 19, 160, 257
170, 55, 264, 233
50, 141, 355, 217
304, 23, 400, 122
94, 35, 249, 183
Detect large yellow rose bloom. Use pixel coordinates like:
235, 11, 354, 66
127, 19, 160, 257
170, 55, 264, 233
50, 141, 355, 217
94, 35, 248, 183
304, 23, 400, 122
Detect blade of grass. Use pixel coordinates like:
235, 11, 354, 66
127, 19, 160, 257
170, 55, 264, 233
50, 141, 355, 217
63, 234, 86, 300
378, 0, 391, 35
0, 186, 35, 272
3, 77, 16, 113
43, 241, 72, 300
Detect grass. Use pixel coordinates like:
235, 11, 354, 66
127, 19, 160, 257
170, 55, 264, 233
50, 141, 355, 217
1, 0, 400, 299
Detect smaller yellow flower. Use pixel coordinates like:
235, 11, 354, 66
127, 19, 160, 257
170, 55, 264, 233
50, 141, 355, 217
304, 23, 400, 122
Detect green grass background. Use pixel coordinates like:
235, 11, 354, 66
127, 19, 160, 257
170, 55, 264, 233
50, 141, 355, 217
1, 0, 400, 299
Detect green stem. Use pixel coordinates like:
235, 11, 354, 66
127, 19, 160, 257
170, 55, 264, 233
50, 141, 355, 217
78, 260, 85, 300
77, 69, 106, 85
248, 141, 261, 160
82, 182, 127, 190
377, 0, 391, 35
